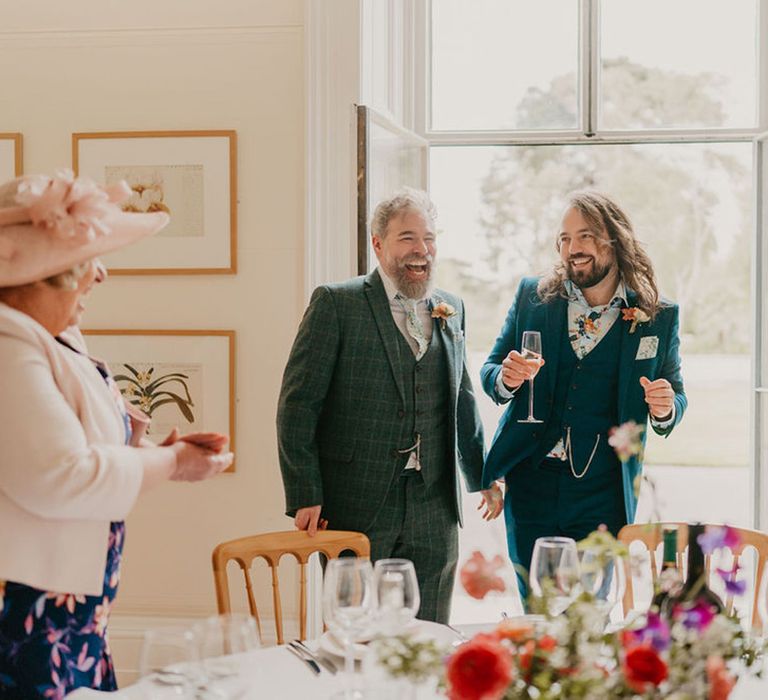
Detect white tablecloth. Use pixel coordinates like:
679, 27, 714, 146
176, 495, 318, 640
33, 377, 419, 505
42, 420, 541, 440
68, 621, 768, 700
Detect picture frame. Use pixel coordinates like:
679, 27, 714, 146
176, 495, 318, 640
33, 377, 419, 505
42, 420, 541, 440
356, 106, 428, 274
81, 329, 236, 472
0, 133, 23, 180
73, 130, 237, 275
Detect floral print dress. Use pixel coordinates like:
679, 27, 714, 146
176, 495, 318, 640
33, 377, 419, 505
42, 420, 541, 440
0, 345, 130, 698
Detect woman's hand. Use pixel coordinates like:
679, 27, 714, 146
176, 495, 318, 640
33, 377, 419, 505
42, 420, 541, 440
169, 441, 233, 481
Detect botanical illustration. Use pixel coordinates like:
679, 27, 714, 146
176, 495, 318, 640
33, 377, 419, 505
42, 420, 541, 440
105, 164, 204, 238
112, 362, 203, 435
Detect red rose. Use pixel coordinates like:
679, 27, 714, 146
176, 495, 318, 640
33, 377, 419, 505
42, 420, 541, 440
446, 637, 513, 700
623, 644, 668, 693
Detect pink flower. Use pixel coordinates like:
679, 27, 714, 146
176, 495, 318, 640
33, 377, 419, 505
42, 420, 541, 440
14, 169, 130, 241
608, 421, 644, 462
459, 551, 507, 600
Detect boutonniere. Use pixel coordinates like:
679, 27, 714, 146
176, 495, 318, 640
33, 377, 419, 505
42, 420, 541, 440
622, 307, 650, 334
431, 301, 457, 330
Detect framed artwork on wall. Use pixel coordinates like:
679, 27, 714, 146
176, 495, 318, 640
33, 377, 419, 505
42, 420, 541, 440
82, 329, 236, 472
73, 130, 237, 275
356, 106, 428, 274
0, 133, 23, 180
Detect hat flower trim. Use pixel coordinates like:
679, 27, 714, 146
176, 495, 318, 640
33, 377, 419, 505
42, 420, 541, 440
14, 169, 131, 241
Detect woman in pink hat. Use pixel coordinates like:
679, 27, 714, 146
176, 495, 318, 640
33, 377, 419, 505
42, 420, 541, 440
0, 171, 234, 698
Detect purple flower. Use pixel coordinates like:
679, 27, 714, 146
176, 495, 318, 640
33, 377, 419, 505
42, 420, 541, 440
697, 526, 741, 555
716, 568, 747, 596
672, 600, 717, 631
623, 612, 671, 652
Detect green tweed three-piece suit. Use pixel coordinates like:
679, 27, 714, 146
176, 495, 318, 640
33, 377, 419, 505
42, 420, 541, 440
277, 269, 485, 622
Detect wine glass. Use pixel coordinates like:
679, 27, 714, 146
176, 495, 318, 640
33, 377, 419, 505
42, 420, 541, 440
373, 558, 420, 635
194, 613, 260, 694
579, 550, 627, 627
323, 558, 377, 699
517, 330, 543, 424
139, 627, 200, 699
529, 536, 579, 615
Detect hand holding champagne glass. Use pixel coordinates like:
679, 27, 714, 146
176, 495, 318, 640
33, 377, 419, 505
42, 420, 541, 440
514, 330, 543, 423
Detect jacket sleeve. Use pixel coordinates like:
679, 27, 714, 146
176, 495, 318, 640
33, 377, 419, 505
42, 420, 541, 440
480, 279, 528, 405
456, 299, 485, 492
276, 286, 341, 516
651, 304, 687, 437
0, 336, 144, 521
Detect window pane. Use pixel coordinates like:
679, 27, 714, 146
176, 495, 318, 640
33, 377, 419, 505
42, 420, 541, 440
431, 142, 752, 532
430, 0, 579, 131
601, 0, 758, 129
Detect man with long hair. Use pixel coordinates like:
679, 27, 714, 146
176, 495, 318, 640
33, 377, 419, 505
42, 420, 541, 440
480, 191, 686, 590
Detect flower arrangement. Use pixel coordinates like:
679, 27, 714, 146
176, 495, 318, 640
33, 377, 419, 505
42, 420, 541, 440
443, 527, 765, 700
431, 301, 457, 329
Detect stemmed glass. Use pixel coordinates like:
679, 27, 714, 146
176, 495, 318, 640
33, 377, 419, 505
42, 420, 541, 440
373, 558, 420, 635
139, 627, 200, 698
517, 330, 543, 424
323, 558, 377, 700
579, 550, 627, 628
529, 536, 580, 615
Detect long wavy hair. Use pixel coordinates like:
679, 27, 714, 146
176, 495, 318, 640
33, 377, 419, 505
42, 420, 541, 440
537, 190, 661, 319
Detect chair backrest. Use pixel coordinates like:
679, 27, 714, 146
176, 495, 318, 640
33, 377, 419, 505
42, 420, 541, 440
211, 530, 370, 645
618, 522, 768, 628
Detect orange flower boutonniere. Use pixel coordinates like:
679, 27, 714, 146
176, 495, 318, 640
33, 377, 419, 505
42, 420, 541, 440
622, 307, 650, 334
431, 301, 457, 330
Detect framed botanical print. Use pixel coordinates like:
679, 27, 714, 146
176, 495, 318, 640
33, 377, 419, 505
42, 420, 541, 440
73, 130, 237, 275
82, 329, 236, 472
0, 133, 23, 180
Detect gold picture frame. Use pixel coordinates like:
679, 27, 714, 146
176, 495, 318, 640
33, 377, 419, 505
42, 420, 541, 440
82, 329, 236, 473
0, 133, 23, 179
73, 130, 237, 275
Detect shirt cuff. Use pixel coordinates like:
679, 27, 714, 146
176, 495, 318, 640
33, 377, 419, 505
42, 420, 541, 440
650, 404, 676, 429
495, 370, 517, 399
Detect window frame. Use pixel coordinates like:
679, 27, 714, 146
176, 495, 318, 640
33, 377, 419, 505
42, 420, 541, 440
416, 0, 768, 528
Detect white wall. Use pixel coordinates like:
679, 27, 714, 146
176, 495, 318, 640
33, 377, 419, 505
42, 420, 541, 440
0, 0, 306, 683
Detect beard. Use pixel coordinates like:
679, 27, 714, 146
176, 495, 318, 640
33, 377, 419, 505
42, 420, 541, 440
567, 255, 614, 290
387, 253, 435, 299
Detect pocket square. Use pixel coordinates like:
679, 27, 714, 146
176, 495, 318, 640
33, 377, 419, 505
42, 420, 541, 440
636, 335, 659, 360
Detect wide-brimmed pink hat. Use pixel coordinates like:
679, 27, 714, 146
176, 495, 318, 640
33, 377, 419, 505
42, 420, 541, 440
0, 169, 169, 287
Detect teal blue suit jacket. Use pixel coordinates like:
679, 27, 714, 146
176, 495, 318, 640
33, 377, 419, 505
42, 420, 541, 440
480, 277, 687, 523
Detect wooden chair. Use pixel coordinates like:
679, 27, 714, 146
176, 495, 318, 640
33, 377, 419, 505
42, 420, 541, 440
211, 530, 370, 645
618, 522, 768, 628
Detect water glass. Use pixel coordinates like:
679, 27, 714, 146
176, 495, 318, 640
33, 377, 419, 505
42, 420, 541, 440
139, 627, 199, 698
529, 536, 579, 615
323, 558, 377, 700
373, 558, 420, 635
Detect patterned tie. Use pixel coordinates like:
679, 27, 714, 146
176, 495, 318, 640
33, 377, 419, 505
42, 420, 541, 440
396, 294, 429, 360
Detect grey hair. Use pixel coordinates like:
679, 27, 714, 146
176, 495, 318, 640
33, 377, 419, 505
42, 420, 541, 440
370, 187, 437, 239
44, 261, 93, 291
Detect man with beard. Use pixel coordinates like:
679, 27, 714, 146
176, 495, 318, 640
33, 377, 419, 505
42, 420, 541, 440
277, 188, 502, 622
480, 191, 686, 592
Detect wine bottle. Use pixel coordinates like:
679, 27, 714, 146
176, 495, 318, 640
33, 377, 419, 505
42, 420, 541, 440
651, 526, 680, 610
663, 523, 723, 616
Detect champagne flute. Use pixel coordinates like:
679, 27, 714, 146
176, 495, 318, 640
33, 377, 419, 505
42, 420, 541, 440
323, 558, 377, 700
373, 558, 420, 635
529, 536, 579, 615
579, 550, 626, 628
517, 330, 543, 424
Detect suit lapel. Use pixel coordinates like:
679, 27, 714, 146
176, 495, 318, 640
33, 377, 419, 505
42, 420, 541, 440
364, 270, 406, 404
544, 295, 568, 397
617, 291, 642, 419
430, 294, 459, 403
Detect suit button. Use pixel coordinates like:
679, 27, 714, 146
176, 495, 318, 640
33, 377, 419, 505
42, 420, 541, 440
572, 384, 577, 390
398, 409, 405, 418
576, 364, 581, 371
532, 432, 538, 439
416, 410, 423, 416
415, 366, 421, 372
415, 386, 422, 394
